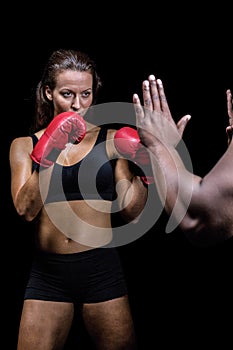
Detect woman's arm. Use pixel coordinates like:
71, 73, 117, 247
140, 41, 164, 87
9, 137, 45, 221
114, 157, 148, 223
107, 129, 148, 223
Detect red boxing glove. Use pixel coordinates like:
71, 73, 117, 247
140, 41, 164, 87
114, 126, 154, 185
30, 112, 86, 169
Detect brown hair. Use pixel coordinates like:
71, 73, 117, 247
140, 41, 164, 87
31, 49, 102, 132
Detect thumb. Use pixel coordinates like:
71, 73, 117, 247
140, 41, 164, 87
226, 125, 233, 145
177, 115, 191, 137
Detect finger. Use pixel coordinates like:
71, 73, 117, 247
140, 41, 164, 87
176, 115, 191, 137
226, 125, 233, 145
148, 75, 161, 110
156, 79, 171, 115
133, 93, 144, 126
142, 80, 153, 113
227, 89, 233, 125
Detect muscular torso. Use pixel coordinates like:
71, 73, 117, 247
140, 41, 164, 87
27, 125, 120, 253
37, 199, 113, 253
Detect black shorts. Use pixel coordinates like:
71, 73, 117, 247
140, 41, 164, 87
24, 247, 128, 303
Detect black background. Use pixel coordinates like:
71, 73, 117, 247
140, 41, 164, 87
2, 4, 233, 349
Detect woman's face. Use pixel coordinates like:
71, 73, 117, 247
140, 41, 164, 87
45, 70, 93, 118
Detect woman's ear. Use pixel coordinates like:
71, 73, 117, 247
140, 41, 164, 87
45, 86, 53, 101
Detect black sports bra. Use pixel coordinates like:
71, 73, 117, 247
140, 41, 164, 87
31, 126, 117, 203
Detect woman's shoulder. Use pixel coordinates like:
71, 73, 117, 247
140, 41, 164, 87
107, 128, 117, 140
10, 135, 33, 145
11, 129, 45, 145
10, 135, 34, 154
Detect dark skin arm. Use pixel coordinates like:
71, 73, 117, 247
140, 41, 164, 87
134, 75, 233, 245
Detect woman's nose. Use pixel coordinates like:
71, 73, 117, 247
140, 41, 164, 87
71, 96, 80, 110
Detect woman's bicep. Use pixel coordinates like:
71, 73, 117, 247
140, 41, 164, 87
9, 137, 33, 201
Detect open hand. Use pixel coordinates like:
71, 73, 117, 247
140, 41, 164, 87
133, 75, 191, 149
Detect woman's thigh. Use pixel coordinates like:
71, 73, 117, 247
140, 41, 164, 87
82, 295, 137, 350
17, 299, 74, 350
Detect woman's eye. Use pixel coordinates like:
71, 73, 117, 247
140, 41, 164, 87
82, 92, 91, 98
63, 92, 72, 97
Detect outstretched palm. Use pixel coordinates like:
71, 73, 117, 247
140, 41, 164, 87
133, 76, 190, 149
